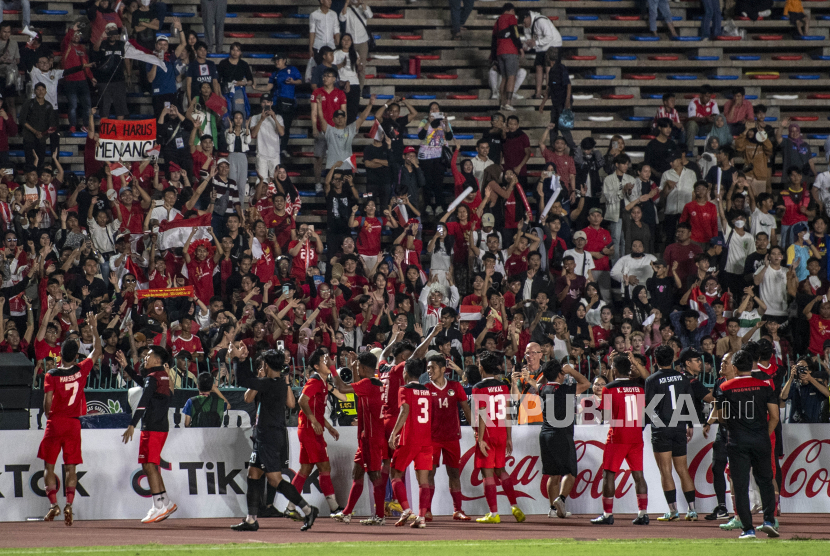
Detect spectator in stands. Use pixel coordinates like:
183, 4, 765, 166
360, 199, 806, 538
684, 85, 719, 156
225, 112, 251, 207
92, 24, 131, 120
310, 0, 340, 64
218, 42, 254, 119
310, 67, 347, 194
681, 181, 719, 248
707, 114, 732, 149
200, 0, 226, 54
518, 9, 562, 100
705, 145, 737, 195
210, 158, 243, 239
753, 245, 789, 322
20, 31, 49, 73
61, 22, 95, 134
470, 138, 494, 184
157, 104, 194, 176
417, 104, 453, 216
396, 146, 426, 201
648, 0, 678, 38
602, 154, 636, 262
147, 35, 180, 115
652, 93, 684, 145
492, 3, 523, 112
250, 96, 284, 184
537, 48, 573, 149
723, 87, 753, 135
132, 0, 160, 54
325, 166, 359, 256
363, 131, 391, 207
188, 82, 223, 149
781, 357, 828, 423
88, 0, 122, 49
777, 119, 816, 179
339, 0, 371, 88
0, 22, 19, 116
255, 54, 301, 158
734, 125, 773, 196
0, 97, 16, 167
183, 372, 228, 427
699, 0, 723, 39
375, 96, 420, 165
19, 83, 58, 167
334, 34, 362, 122
660, 154, 697, 249
503, 115, 532, 194
0, 0, 29, 32
583, 207, 613, 302
316, 97, 375, 181
645, 120, 678, 179
185, 40, 220, 102
785, 0, 809, 37
573, 137, 604, 197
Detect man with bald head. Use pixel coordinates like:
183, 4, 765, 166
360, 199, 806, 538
511, 342, 544, 424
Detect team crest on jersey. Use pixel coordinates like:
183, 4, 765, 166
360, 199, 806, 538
449, 390, 455, 396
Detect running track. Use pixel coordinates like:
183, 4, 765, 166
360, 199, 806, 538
2, 514, 830, 547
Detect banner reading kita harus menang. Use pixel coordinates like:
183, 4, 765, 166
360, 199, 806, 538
95, 118, 157, 161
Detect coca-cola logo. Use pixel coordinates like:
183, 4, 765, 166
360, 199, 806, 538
572, 440, 633, 499
780, 439, 830, 498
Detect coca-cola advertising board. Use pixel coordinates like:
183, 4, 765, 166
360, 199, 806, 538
1, 425, 829, 521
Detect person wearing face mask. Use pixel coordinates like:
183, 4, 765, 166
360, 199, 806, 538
716, 195, 756, 301
610, 239, 657, 299
91, 23, 131, 119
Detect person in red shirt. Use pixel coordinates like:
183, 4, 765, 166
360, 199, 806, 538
591, 354, 649, 525
190, 134, 217, 179
663, 222, 703, 286
331, 351, 387, 524
680, 181, 719, 248
35, 302, 64, 373
310, 70, 347, 191
288, 223, 324, 282
290, 350, 341, 519
349, 199, 396, 270
583, 208, 614, 300
425, 354, 472, 521
168, 315, 204, 373
472, 351, 526, 523
388, 358, 433, 528
439, 203, 476, 269
803, 295, 830, 355
504, 228, 541, 277
39, 313, 101, 526
61, 22, 95, 132
259, 192, 294, 252
183, 228, 224, 304
491, 3, 523, 110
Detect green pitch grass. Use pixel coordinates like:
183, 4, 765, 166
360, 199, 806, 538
1, 539, 828, 556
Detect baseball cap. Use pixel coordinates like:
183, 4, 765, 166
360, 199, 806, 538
272, 52, 287, 60
115, 232, 131, 243
217, 158, 230, 166
482, 213, 495, 227
792, 221, 809, 235
333, 110, 346, 118
710, 234, 725, 247
403, 146, 416, 154
155, 34, 169, 43
588, 207, 603, 215
573, 230, 588, 241
168, 162, 182, 173
119, 186, 132, 196
679, 347, 702, 364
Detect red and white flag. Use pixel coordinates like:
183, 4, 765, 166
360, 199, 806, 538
125, 39, 167, 71
459, 305, 482, 321
109, 161, 130, 177
341, 153, 358, 170
157, 213, 211, 250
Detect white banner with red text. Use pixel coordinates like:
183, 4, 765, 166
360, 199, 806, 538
1, 424, 829, 521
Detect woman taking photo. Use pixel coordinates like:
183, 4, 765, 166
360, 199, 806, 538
334, 34, 362, 122
417, 102, 454, 216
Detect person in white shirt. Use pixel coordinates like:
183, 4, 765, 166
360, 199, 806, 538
470, 231, 508, 276
30, 55, 90, 110
563, 230, 595, 281
518, 9, 562, 100
609, 239, 656, 298
309, 0, 340, 63
471, 138, 494, 183
250, 96, 284, 183
753, 245, 790, 319
339, 0, 372, 88
659, 154, 697, 245
812, 167, 830, 219
602, 153, 638, 264
717, 197, 756, 299
750, 192, 777, 246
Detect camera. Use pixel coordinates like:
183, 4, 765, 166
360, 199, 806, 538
337, 366, 353, 384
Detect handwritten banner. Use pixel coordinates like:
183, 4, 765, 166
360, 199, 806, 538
135, 285, 194, 300
95, 118, 158, 162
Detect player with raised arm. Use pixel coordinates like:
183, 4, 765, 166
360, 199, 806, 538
39, 312, 101, 526
121, 345, 177, 524
425, 353, 473, 521
591, 354, 649, 525
473, 351, 526, 524
646, 345, 699, 521
287, 348, 341, 519
388, 358, 433, 528
332, 351, 387, 524
231, 348, 319, 532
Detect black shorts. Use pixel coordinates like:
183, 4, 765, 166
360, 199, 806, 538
651, 427, 687, 457
250, 432, 286, 473
533, 50, 548, 67
789, 11, 806, 23
540, 430, 578, 476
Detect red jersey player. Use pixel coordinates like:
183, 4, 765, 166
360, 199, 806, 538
472, 351, 526, 524
388, 358, 433, 528
38, 312, 101, 526
331, 351, 386, 524
425, 354, 471, 521
591, 353, 649, 525
290, 349, 341, 519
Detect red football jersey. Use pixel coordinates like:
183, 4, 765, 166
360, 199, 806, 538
186, 258, 216, 303
600, 378, 646, 444
472, 378, 510, 443
427, 379, 467, 442
380, 361, 406, 421
397, 382, 432, 448
44, 358, 94, 419
171, 333, 203, 357
298, 375, 327, 430
352, 377, 385, 444
35, 339, 62, 368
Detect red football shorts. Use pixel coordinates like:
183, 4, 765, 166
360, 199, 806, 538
382, 416, 397, 460
602, 442, 644, 473
432, 439, 462, 469
138, 431, 168, 465
474, 433, 506, 470
355, 439, 384, 472
392, 443, 433, 472
37, 417, 82, 466
298, 428, 329, 465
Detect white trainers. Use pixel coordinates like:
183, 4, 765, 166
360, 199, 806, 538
141, 506, 164, 523
154, 501, 177, 522
425, 205, 434, 216
360, 515, 385, 525
501, 104, 515, 111
333, 511, 351, 524
513, 93, 525, 100
315, 182, 324, 194
553, 497, 568, 518
490, 91, 500, 100
434, 206, 445, 216
395, 508, 413, 527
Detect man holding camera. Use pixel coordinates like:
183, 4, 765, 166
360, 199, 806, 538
250, 96, 285, 183
780, 357, 829, 423
92, 23, 130, 120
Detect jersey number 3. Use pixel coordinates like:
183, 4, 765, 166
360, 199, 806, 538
417, 397, 429, 423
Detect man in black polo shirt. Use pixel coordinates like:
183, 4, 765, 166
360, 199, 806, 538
714, 349, 780, 539
537, 48, 573, 149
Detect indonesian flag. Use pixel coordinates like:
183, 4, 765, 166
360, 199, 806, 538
459, 305, 482, 321
110, 161, 130, 177
124, 255, 149, 289
158, 213, 211, 250
391, 203, 409, 227
688, 286, 731, 324
365, 120, 385, 140
341, 153, 358, 170
125, 39, 167, 71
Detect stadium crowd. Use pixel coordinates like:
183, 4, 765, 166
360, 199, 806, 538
0, 0, 827, 540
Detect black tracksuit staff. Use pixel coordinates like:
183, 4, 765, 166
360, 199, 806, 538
716, 375, 778, 532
